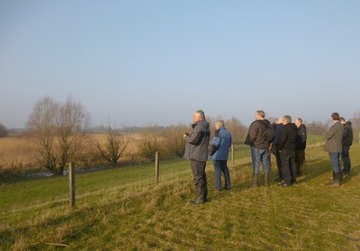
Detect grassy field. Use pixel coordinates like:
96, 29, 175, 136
1, 141, 360, 250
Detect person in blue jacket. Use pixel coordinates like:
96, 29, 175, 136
210, 120, 232, 190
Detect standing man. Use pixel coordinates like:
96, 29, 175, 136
278, 115, 298, 187
245, 110, 271, 187
210, 120, 232, 191
295, 118, 307, 176
272, 118, 284, 182
324, 112, 343, 187
340, 117, 353, 175
183, 110, 210, 204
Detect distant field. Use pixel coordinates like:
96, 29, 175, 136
1, 142, 359, 250
0, 133, 145, 172
0, 134, 325, 173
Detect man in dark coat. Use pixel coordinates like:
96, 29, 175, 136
272, 119, 284, 182
340, 117, 353, 175
278, 115, 298, 187
295, 118, 307, 176
244, 110, 271, 187
183, 109, 210, 204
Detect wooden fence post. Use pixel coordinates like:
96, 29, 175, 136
69, 162, 75, 208
155, 151, 159, 184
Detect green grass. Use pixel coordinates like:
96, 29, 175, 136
1, 142, 360, 250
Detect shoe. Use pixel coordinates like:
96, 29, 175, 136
328, 182, 340, 188
189, 199, 205, 204
282, 183, 291, 187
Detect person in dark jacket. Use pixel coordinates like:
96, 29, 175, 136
340, 117, 353, 175
295, 118, 307, 176
210, 120, 232, 190
324, 112, 343, 187
245, 110, 271, 187
278, 115, 298, 187
183, 109, 210, 204
272, 119, 284, 182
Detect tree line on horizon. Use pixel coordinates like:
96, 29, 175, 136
0, 96, 359, 176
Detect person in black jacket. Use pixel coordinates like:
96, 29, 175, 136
244, 110, 271, 187
295, 118, 307, 176
271, 119, 284, 182
278, 115, 298, 187
340, 117, 353, 175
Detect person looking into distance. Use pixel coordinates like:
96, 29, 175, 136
183, 110, 210, 204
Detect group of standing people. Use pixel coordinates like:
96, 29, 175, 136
183, 109, 353, 205
324, 112, 354, 187
245, 111, 307, 187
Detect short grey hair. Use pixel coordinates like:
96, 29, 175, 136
194, 109, 205, 119
282, 115, 292, 124
215, 120, 224, 128
256, 110, 265, 118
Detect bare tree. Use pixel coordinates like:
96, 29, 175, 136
161, 125, 187, 158
138, 134, 159, 161
97, 127, 130, 166
27, 96, 88, 174
27, 96, 59, 173
56, 96, 88, 171
305, 121, 328, 136
0, 123, 8, 137
224, 117, 247, 144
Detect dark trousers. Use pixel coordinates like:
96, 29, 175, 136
272, 144, 282, 180
191, 160, 208, 200
341, 145, 351, 173
280, 150, 296, 185
295, 149, 306, 176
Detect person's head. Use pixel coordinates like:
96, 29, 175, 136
339, 117, 346, 125
255, 110, 265, 120
275, 118, 282, 124
192, 109, 205, 123
295, 117, 303, 128
331, 112, 340, 121
281, 115, 292, 125
215, 120, 224, 130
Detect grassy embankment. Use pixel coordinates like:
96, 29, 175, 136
1, 135, 360, 250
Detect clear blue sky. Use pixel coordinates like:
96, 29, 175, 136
1, 0, 359, 128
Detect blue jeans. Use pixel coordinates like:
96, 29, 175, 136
213, 160, 231, 190
329, 152, 341, 173
250, 146, 270, 175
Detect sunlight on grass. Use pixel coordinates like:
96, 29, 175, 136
1, 143, 360, 250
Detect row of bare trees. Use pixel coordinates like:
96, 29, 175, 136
24, 96, 250, 174
21, 95, 360, 175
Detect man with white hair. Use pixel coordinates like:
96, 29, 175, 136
183, 110, 210, 204
210, 120, 232, 191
